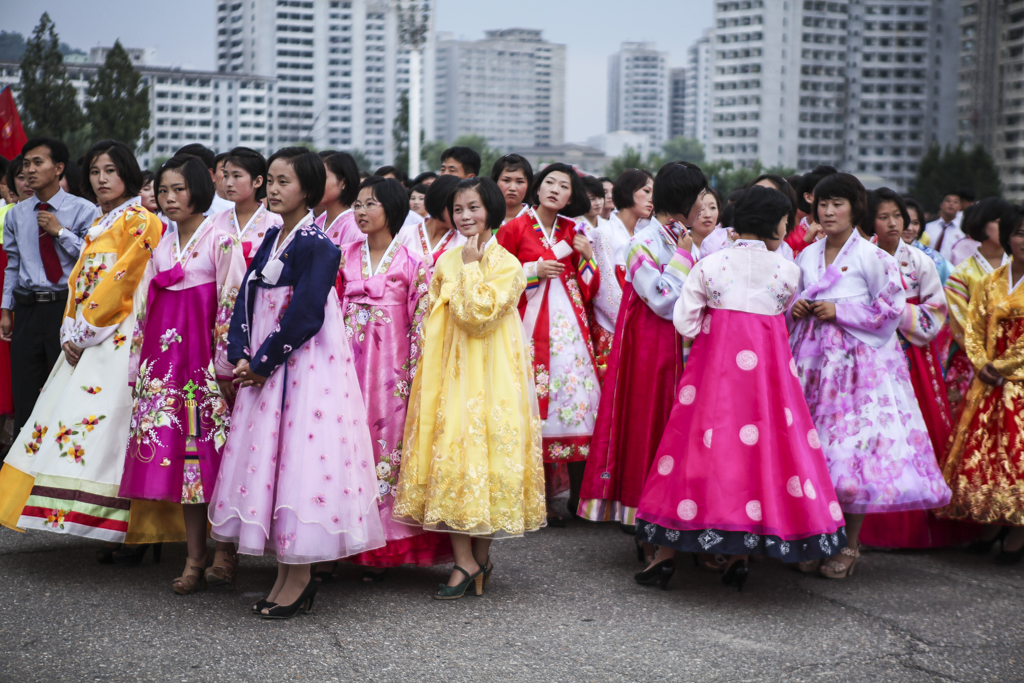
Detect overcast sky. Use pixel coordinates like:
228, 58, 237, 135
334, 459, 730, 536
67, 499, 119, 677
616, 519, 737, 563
7, 0, 714, 142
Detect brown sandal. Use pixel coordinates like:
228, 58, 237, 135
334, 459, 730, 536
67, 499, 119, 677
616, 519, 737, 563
172, 556, 208, 595
205, 550, 238, 588
820, 546, 860, 579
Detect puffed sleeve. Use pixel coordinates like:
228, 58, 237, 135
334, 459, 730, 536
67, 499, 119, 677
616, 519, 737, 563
898, 253, 947, 347
590, 228, 621, 330
248, 235, 341, 378
62, 209, 162, 348
448, 249, 525, 338
963, 276, 992, 373
672, 260, 707, 339
625, 237, 694, 321
833, 247, 905, 346
211, 232, 248, 379
944, 262, 973, 348
406, 255, 431, 374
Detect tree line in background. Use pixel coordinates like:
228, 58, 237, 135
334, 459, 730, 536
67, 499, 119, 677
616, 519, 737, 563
14, 13, 151, 159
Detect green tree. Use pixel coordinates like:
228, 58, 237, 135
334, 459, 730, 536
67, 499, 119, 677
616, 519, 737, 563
703, 159, 766, 196
345, 149, 373, 174
911, 142, 1002, 213
0, 31, 26, 61
651, 136, 706, 168
18, 13, 85, 141
603, 147, 649, 179
421, 139, 446, 173
391, 90, 409, 175
85, 40, 151, 151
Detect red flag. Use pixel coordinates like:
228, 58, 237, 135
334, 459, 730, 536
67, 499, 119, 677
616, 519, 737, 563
0, 86, 28, 161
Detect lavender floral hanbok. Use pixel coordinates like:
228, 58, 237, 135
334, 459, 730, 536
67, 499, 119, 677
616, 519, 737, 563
787, 231, 951, 514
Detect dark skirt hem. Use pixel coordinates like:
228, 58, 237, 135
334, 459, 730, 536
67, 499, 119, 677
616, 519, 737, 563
635, 519, 847, 562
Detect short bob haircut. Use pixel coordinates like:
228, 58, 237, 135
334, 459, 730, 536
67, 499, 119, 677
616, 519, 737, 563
4, 155, 23, 194
440, 146, 482, 177
176, 143, 216, 171
80, 140, 145, 203
998, 204, 1024, 255
701, 184, 724, 215
528, 162, 591, 218
267, 146, 326, 208
653, 161, 708, 217
749, 173, 797, 235
222, 146, 269, 201
22, 137, 71, 179
962, 196, 1012, 243
323, 152, 361, 206
424, 173, 461, 220
581, 175, 606, 202
447, 176, 506, 233
798, 164, 839, 213
358, 176, 409, 237
612, 169, 654, 211
409, 182, 429, 198
412, 171, 438, 186
733, 185, 793, 241
861, 187, 910, 237
155, 154, 215, 214
902, 195, 926, 239
490, 153, 534, 190
811, 172, 867, 229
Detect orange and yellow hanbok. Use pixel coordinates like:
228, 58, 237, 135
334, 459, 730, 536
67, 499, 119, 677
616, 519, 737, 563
391, 238, 546, 537
0, 199, 161, 541
940, 265, 1024, 525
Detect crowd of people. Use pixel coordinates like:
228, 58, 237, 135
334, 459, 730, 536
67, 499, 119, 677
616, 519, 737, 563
0, 133, 1019, 619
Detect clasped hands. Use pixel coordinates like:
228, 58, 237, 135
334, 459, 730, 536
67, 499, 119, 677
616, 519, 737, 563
790, 299, 837, 322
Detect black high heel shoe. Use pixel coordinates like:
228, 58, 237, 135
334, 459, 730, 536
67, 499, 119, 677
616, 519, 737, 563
722, 559, 748, 592
113, 543, 162, 565
967, 527, 1008, 555
995, 541, 1024, 565
634, 559, 674, 590
251, 598, 276, 615
260, 579, 317, 619
96, 545, 118, 564
361, 568, 388, 583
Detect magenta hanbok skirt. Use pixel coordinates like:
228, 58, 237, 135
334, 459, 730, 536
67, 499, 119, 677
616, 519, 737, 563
635, 309, 846, 562
208, 286, 385, 564
120, 282, 227, 503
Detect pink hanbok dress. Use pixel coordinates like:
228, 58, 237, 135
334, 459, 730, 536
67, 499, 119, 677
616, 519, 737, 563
210, 204, 282, 267
120, 217, 245, 503
788, 231, 951, 515
636, 240, 845, 560
209, 215, 385, 563
338, 237, 453, 567
316, 208, 363, 247
395, 217, 466, 275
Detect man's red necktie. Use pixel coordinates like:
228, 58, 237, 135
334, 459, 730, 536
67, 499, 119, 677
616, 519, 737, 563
35, 202, 63, 283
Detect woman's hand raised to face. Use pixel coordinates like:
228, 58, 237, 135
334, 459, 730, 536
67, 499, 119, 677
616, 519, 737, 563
462, 233, 487, 264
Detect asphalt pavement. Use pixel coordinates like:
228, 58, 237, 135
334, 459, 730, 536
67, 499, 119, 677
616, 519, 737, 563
0, 497, 1021, 683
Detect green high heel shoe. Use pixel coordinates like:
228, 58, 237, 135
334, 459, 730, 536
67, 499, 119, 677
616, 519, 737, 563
434, 565, 483, 600
479, 556, 493, 592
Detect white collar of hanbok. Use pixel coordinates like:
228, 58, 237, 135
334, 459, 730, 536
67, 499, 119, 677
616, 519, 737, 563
733, 239, 767, 251
88, 196, 141, 241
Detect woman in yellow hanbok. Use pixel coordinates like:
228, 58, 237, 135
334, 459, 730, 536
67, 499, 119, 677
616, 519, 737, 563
392, 177, 545, 599
940, 205, 1024, 564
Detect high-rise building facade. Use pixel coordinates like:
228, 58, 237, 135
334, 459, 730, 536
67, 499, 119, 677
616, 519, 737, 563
433, 28, 565, 150
607, 42, 670, 149
684, 30, 714, 151
215, 0, 435, 167
669, 67, 687, 140
959, 0, 1024, 201
709, 0, 958, 190
0, 57, 274, 171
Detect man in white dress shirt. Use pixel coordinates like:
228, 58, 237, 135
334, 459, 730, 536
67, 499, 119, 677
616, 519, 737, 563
923, 191, 963, 261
